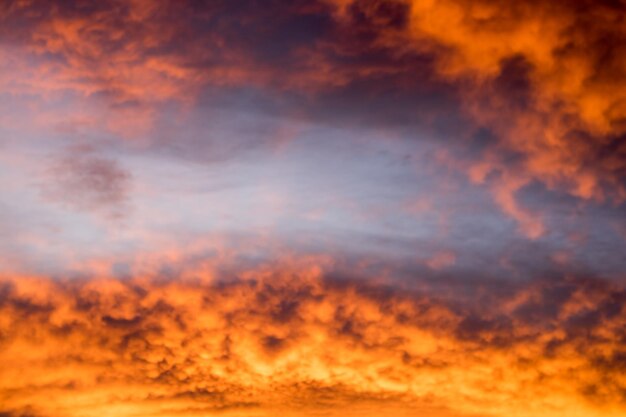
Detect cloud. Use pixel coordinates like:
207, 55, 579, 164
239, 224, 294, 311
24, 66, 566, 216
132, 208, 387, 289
40, 145, 132, 219
0, 261, 624, 417
2, 0, 624, 232
0, 3, 625, 415
322, 0, 626, 232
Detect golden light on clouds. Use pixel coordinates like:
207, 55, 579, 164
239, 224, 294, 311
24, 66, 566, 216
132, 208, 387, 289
1, 260, 625, 417
0, 1, 624, 416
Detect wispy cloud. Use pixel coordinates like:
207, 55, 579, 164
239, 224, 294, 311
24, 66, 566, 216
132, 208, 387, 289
40, 145, 132, 220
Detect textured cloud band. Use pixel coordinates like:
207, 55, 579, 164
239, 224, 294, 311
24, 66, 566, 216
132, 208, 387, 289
1, 262, 625, 417
0, 1, 624, 416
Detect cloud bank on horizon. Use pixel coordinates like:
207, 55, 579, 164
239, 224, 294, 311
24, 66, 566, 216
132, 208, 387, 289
0, 1, 624, 416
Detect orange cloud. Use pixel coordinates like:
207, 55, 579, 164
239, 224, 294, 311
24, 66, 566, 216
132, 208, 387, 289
4, 0, 623, 207
324, 0, 626, 232
0, 260, 624, 417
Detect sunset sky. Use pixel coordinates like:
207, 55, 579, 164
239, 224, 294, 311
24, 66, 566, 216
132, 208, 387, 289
0, 1, 625, 416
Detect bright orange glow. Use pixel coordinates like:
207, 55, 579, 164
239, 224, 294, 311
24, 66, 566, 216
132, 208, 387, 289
0, 1, 624, 416
1, 260, 624, 417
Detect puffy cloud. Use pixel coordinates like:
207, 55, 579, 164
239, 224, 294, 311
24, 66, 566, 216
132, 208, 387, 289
2, 0, 624, 196
0, 261, 624, 417
324, 0, 626, 227
2, 0, 624, 232
0, 2, 625, 415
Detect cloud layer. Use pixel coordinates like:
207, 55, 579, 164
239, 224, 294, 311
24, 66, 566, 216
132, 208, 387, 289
1, 262, 625, 417
0, 1, 624, 416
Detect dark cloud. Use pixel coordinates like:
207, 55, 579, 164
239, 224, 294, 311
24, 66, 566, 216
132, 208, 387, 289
2, 0, 624, 207
40, 146, 131, 219
0, 410, 44, 417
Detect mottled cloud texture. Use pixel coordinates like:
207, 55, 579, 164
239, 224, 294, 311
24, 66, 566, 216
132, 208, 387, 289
2, 264, 625, 417
0, 0, 624, 416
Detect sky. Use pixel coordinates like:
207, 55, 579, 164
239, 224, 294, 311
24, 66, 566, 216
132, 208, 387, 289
0, 0, 625, 416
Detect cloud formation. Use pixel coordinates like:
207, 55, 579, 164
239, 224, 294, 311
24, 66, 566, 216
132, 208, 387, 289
0, 260, 625, 417
0, 1, 624, 416
1, 0, 624, 232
